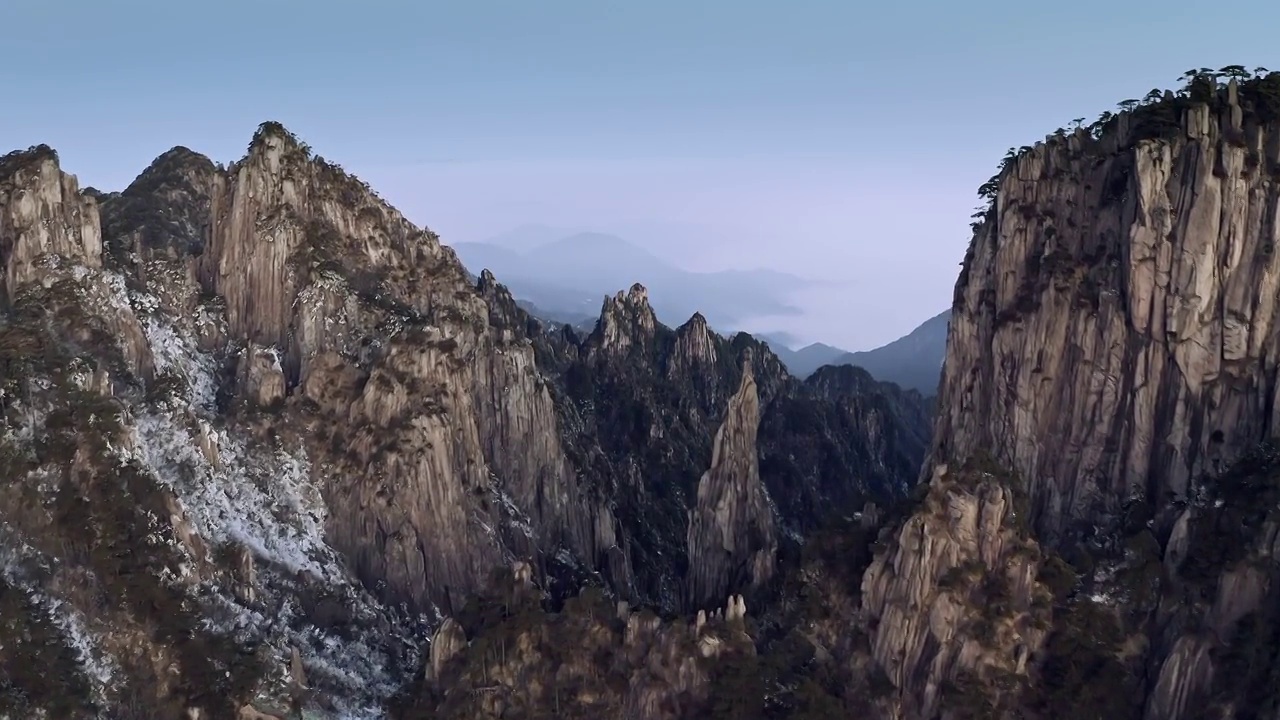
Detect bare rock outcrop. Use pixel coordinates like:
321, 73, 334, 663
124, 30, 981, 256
0, 121, 935, 718
594, 282, 657, 357
0, 145, 102, 300
922, 75, 1280, 720
862, 462, 1051, 719
931, 85, 1280, 543
427, 618, 468, 682
236, 343, 286, 408
686, 349, 778, 609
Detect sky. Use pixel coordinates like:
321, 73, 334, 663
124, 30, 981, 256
3, 0, 1279, 350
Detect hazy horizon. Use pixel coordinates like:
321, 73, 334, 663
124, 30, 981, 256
5, 0, 1279, 349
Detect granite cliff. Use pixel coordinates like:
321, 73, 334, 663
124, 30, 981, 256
686, 349, 778, 610
13, 66, 1280, 720
405, 67, 1280, 720
535, 285, 931, 613
893, 68, 1280, 719
0, 124, 930, 718
934, 73, 1280, 543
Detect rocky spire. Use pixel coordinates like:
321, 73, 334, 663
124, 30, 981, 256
686, 347, 778, 609
669, 311, 718, 375
860, 463, 1051, 718
593, 282, 657, 355
0, 145, 103, 301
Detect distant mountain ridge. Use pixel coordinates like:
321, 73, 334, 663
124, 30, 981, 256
448, 230, 807, 329
756, 310, 950, 394
458, 228, 949, 395
756, 340, 846, 378
831, 310, 950, 395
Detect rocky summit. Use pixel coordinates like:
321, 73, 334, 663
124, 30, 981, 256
0, 122, 928, 719
5, 68, 1280, 720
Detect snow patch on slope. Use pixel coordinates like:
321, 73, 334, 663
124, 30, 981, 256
0, 539, 118, 711
141, 315, 219, 412
121, 286, 425, 716
0, 264, 426, 717
133, 411, 336, 581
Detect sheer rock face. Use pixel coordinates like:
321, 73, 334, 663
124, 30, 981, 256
0, 125, 935, 717
95, 125, 599, 612
917, 83, 1280, 720
686, 351, 778, 609
0, 146, 103, 301
861, 463, 1051, 719
931, 96, 1280, 544
537, 290, 932, 611
1134, 446, 1280, 720
87, 125, 930, 618
668, 312, 717, 377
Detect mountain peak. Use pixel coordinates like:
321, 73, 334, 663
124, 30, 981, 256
248, 120, 304, 153
670, 311, 718, 370
593, 283, 657, 354
619, 282, 648, 306
127, 146, 218, 194
0, 143, 102, 300
151, 145, 212, 166
0, 144, 61, 184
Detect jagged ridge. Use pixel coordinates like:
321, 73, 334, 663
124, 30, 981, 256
0, 121, 931, 718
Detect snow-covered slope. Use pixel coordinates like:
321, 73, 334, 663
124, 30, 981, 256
0, 261, 426, 718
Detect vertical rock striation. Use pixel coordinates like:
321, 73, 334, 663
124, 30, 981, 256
917, 74, 1280, 719
97, 123, 603, 612
0, 145, 103, 302
0, 122, 937, 717
861, 462, 1050, 719
686, 349, 778, 609
931, 80, 1280, 544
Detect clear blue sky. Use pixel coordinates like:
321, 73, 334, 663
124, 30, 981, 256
3, 0, 1277, 349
